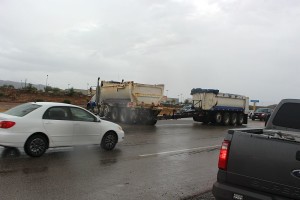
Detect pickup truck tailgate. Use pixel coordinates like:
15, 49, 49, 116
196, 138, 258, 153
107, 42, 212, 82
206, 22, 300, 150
227, 131, 300, 199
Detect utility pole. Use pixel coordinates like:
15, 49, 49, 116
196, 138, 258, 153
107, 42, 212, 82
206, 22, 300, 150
87, 83, 89, 95
95, 77, 101, 114
45, 75, 48, 92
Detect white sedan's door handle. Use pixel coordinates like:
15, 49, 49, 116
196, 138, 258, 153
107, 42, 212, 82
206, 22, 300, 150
44, 121, 53, 125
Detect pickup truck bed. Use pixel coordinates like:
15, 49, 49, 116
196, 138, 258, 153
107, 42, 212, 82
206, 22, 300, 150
213, 99, 300, 200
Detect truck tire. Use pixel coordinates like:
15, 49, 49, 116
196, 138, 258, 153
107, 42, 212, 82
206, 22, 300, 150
237, 113, 244, 125
99, 106, 104, 117
193, 116, 201, 122
222, 112, 230, 126
103, 105, 111, 118
142, 111, 157, 125
215, 112, 222, 124
202, 116, 210, 124
146, 119, 157, 125
230, 113, 237, 125
128, 111, 138, 124
111, 108, 119, 122
120, 108, 128, 123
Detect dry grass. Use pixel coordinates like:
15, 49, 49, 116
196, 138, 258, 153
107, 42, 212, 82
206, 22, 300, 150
0, 102, 20, 112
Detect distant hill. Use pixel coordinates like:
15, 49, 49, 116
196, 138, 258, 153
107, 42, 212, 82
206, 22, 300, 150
0, 80, 46, 91
0, 80, 87, 94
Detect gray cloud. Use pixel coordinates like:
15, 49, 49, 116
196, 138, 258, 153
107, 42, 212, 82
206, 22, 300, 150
1, 0, 300, 105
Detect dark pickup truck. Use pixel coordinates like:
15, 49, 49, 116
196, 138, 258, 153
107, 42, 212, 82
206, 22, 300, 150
213, 99, 300, 200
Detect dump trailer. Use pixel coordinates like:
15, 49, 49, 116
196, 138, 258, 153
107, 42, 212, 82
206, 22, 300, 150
92, 80, 164, 125
191, 88, 249, 125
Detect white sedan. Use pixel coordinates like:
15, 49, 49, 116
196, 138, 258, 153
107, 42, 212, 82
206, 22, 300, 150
0, 102, 125, 157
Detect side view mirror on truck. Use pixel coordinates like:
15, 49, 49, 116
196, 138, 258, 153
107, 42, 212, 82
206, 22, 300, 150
264, 113, 271, 126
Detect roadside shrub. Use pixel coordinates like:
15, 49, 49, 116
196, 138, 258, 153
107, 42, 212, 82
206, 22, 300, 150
67, 87, 75, 96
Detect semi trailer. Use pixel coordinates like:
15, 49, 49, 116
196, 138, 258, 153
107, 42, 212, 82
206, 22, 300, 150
191, 88, 249, 125
157, 88, 249, 126
92, 79, 164, 125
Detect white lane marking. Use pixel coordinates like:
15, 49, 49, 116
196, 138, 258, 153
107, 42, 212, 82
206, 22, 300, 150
156, 124, 192, 127
139, 145, 220, 157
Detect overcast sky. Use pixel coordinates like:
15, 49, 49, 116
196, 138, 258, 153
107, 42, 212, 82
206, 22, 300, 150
1, 0, 300, 105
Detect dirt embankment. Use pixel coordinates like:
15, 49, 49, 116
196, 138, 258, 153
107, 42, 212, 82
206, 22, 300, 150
0, 88, 89, 112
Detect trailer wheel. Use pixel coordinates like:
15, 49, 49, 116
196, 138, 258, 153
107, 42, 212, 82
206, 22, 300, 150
120, 108, 128, 123
193, 116, 201, 122
111, 108, 119, 122
230, 113, 237, 125
99, 106, 104, 117
237, 113, 244, 125
103, 105, 111, 118
128, 111, 138, 124
142, 112, 157, 125
146, 119, 157, 125
222, 112, 230, 126
215, 112, 222, 124
202, 118, 209, 124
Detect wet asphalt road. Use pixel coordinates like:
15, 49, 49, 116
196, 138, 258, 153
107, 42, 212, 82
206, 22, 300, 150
0, 119, 264, 200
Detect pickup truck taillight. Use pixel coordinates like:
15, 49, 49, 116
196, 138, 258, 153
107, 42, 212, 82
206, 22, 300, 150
218, 140, 231, 170
0, 121, 16, 129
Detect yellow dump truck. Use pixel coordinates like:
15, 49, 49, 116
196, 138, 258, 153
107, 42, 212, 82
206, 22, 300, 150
92, 80, 164, 125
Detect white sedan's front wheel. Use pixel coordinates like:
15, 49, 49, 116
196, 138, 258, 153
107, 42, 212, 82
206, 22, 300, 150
101, 131, 118, 151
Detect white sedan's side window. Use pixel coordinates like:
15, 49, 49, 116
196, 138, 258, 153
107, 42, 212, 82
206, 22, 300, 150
70, 108, 96, 122
43, 107, 70, 120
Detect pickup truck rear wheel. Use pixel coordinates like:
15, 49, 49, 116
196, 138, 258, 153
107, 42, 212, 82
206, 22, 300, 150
215, 112, 222, 124
230, 113, 237, 125
222, 112, 230, 126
